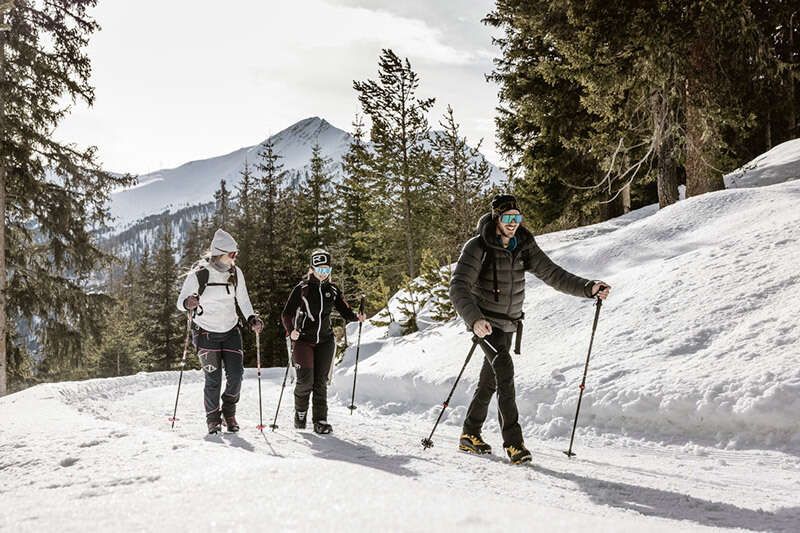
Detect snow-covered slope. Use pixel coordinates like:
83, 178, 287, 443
3, 172, 800, 532
109, 117, 352, 226
334, 178, 800, 452
109, 116, 507, 228
724, 138, 800, 188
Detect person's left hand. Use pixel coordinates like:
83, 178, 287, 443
356, 312, 366, 323
592, 282, 611, 300
248, 315, 264, 334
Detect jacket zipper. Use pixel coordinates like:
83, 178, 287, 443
316, 285, 323, 343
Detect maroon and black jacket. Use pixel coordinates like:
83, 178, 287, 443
281, 276, 358, 344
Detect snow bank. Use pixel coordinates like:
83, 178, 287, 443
334, 179, 800, 452
724, 138, 800, 188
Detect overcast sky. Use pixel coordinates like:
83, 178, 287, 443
54, 0, 503, 175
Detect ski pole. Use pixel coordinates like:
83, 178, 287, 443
269, 337, 293, 431
169, 310, 195, 428
348, 296, 366, 413
564, 287, 606, 458
255, 330, 265, 431
422, 336, 494, 449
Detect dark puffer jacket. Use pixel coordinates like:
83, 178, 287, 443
449, 213, 595, 332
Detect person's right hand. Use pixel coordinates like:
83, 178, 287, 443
184, 294, 199, 310
290, 330, 300, 341
472, 319, 492, 338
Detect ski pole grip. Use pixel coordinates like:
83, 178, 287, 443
591, 283, 609, 298
358, 295, 365, 314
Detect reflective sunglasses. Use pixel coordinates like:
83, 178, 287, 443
499, 213, 523, 224
314, 266, 332, 275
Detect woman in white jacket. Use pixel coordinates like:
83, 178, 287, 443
176, 229, 263, 434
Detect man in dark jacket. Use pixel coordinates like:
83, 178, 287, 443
449, 194, 610, 464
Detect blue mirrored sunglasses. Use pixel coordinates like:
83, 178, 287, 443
314, 266, 332, 275
499, 214, 523, 224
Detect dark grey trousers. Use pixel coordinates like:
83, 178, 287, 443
193, 326, 244, 422
462, 329, 524, 447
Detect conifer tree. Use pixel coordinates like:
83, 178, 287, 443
0, 0, 134, 394
430, 106, 492, 256
212, 179, 233, 230
142, 224, 181, 371
297, 143, 335, 252
354, 49, 438, 282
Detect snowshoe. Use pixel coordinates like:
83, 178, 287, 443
504, 443, 532, 465
459, 433, 492, 455
223, 415, 239, 433
294, 411, 307, 430
313, 420, 333, 434
207, 420, 222, 435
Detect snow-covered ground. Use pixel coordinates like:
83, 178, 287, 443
3, 171, 800, 531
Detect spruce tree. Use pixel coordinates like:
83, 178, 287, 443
0, 0, 134, 393
354, 49, 438, 282
297, 143, 335, 252
212, 179, 232, 230
142, 224, 181, 371
430, 106, 491, 256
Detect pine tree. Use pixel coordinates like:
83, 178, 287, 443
212, 179, 232, 230
297, 143, 335, 252
233, 160, 258, 275
141, 224, 182, 371
430, 106, 492, 257
0, 0, 134, 394
354, 49, 438, 282
418, 249, 455, 323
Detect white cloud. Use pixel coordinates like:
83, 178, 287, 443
53, 0, 502, 174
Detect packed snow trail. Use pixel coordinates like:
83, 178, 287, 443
2, 372, 798, 532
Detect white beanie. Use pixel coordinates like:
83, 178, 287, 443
210, 229, 238, 255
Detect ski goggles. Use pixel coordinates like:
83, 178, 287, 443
314, 266, 332, 275
499, 213, 523, 224
226, 251, 238, 259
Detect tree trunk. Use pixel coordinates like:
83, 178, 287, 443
653, 90, 679, 208
685, 40, 724, 197
0, 26, 7, 396
621, 183, 631, 214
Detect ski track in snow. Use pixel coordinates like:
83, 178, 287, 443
1, 372, 799, 532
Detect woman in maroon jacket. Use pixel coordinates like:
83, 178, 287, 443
281, 249, 365, 434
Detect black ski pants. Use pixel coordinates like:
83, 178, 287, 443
292, 336, 336, 422
193, 326, 244, 422
462, 329, 524, 447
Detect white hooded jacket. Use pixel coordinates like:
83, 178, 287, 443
176, 259, 256, 333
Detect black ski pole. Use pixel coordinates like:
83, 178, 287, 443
564, 288, 606, 458
269, 337, 292, 431
255, 330, 265, 432
421, 336, 493, 449
348, 296, 366, 413
169, 310, 195, 428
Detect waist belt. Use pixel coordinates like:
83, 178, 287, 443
479, 308, 525, 355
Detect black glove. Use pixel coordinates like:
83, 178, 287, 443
248, 315, 264, 334
183, 294, 200, 310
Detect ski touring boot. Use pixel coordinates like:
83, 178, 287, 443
313, 420, 333, 434
294, 410, 307, 430
207, 418, 222, 435
504, 443, 532, 465
222, 415, 239, 433
459, 433, 492, 455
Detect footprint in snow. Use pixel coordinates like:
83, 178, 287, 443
59, 457, 79, 467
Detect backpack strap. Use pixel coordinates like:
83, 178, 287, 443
196, 266, 246, 324
477, 243, 500, 303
